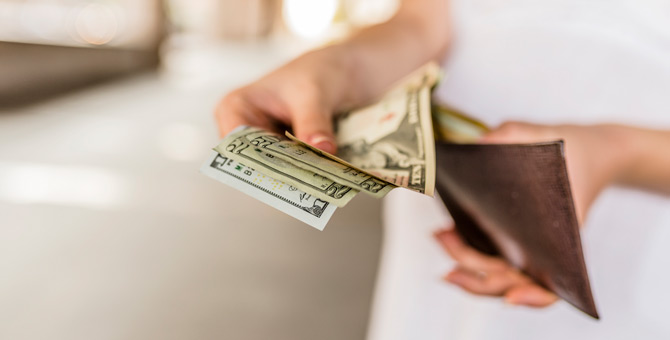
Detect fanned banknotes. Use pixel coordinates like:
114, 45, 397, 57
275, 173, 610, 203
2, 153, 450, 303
214, 127, 359, 208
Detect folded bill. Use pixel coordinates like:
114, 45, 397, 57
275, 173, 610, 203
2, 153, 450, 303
225, 127, 396, 199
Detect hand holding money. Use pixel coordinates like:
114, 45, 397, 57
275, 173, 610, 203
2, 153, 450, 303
214, 49, 351, 155
203, 64, 487, 229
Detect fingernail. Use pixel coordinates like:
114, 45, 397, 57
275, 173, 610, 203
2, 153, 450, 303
504, 293, 538, 306
504, 295, 519, 305
308, 134, 336, 154
436, 230, 457, 245
433, 229, 449, 239
444, 271, 460, 284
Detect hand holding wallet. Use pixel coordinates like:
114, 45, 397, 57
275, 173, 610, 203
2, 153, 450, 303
434, 139, 599, 318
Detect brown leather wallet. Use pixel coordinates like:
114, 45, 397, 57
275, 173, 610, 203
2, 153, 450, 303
434, 140, 599, 319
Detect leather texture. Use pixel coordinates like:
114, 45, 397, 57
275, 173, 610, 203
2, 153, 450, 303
434, 141, 599, 319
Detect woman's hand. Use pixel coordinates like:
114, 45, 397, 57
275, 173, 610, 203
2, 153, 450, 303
214, 48, 353, 154
480, 122, 633, 221
214, 0, 452, 154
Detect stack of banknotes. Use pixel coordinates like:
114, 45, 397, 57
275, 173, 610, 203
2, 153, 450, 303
200, 63, 488, 230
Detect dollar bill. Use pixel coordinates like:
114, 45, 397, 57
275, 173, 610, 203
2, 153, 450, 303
334, 74, 437, 196
225, 127, 396, 199
214, 127, 359, 207
200, 150, 336, 230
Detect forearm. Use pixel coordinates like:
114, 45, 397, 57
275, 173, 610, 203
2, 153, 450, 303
299, 0, 451, 111
337, 0, 451, 107
615, 126, 670, 194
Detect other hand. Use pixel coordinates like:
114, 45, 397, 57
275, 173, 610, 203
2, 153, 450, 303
480, 121, 631, 221
436, 121, 632, 307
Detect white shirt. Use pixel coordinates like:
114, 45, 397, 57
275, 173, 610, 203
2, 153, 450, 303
368, 1, 670, 339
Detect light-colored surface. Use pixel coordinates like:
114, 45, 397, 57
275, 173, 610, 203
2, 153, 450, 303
0, 42, 382, 340
369, 0, 670, 339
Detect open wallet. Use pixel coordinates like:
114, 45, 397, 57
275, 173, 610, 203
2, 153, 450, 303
434, 140, 599, 319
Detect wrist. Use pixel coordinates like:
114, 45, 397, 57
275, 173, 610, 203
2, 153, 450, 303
599, 124, 642, 186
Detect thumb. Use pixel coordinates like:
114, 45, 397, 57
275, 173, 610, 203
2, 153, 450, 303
292, 106, 337, 154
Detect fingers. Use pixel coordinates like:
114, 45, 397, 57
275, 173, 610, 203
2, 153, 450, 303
435, 227, 558, 308
215, 84, 337, 154
434, 228, 509, 273
290, 96, 337, 154
215, 89, 278, 138
505, 284, 559, 307
445, 267, 523, 296
446, 267, 557, 308
292, 111, 337, 154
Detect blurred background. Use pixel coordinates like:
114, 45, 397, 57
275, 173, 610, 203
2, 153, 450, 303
0, 1, 399, 339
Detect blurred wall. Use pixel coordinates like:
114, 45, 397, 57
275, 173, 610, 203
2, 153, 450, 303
0, 0, 163, 107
